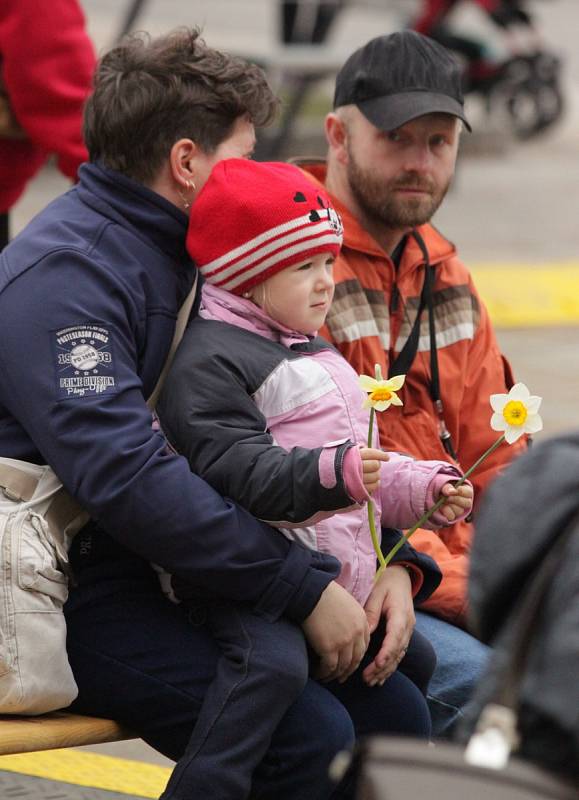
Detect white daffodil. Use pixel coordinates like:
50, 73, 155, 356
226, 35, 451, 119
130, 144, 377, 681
359, 373, 405, 412
490, 382, 543, 444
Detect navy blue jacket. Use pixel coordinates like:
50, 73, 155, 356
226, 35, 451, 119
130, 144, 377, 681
0, 162, 439, 617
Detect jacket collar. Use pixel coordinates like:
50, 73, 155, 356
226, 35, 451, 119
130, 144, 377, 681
300, 160, 457, 272
77, 162, 190, 263
200, 283, 311, 348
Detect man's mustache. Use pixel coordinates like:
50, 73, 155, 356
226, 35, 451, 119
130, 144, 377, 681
391, 174, 436, 192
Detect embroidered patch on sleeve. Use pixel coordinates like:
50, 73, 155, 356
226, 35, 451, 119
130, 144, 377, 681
53, 324, 117, 399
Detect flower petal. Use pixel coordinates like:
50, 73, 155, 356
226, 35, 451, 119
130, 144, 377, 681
362, 396, 372, 410
490, 393, 508, 413
508, 382, 530, 401
389, 393, 403, 406
504, 425, 524, 444
524, 414, 544, 434
359, 375, 378, 392
490, 412, 507, 432
374, 400, 391, 412
525, 395, 542, 414
387, 374, 406, 391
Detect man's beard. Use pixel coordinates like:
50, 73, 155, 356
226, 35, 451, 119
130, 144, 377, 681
346, 146, 451, 230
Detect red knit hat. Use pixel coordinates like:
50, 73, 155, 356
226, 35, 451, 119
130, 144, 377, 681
187, 159, 343, 295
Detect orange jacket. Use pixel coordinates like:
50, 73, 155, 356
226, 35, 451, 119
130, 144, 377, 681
303, 162, 527, 627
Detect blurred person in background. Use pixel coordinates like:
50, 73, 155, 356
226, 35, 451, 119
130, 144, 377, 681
0, 0, 95, 249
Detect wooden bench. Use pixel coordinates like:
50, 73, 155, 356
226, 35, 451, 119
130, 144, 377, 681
0, 711, 136, 756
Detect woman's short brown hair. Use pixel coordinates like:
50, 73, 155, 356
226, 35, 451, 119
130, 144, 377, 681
84, 28, 278, 183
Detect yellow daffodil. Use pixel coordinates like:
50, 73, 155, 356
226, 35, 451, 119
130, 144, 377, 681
490, 382, 543, 444
359, 373, 405, 411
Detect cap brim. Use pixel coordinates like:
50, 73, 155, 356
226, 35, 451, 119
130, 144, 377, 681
358, 91, 471, 132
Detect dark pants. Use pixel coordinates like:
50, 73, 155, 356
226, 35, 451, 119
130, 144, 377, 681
157, 600, 434, 799
65, 540, 432, 800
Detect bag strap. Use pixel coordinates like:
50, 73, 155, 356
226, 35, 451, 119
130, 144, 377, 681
146, 272, 198, 411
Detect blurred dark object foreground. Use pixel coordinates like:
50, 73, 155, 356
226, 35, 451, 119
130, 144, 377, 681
347, 736, 577, 799
460, 432, 579, 784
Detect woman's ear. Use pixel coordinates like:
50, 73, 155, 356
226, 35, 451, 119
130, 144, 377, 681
169, 138, 197, 190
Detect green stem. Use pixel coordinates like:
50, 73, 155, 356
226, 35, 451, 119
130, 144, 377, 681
381, 433, 506, 568
367, 407, 386, 572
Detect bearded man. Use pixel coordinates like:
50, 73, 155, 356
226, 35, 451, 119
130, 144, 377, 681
300, 30, 528, 738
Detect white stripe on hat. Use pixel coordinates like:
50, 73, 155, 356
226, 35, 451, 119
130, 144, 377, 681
218, 232, 342, 292
200, 212, 313, 275
200, 211, 340, 283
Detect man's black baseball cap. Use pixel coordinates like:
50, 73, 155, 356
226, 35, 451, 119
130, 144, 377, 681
333, 30, 471, 132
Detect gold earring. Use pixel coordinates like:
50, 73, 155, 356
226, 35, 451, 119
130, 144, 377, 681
178, 179, 196, 211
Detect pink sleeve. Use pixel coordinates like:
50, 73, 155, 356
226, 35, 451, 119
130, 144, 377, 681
378, 453, 467, 530
342, 446, 372, 504
425, 473, 473, 528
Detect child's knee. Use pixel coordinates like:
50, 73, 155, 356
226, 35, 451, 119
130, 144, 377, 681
249, 623, 309, 700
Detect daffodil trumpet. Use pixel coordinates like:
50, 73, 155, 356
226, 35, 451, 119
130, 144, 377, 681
380, 382, 543, 568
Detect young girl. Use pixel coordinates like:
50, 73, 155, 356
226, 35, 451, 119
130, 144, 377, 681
157, 159, 472, 799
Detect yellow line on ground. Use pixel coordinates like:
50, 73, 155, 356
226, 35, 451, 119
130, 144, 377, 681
0, 750, 172, 798
471, 262, 579, 327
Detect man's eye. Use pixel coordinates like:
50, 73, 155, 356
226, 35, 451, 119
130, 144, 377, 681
387, 131, 401, 143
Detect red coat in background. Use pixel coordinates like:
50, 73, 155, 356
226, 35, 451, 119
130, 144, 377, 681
0, 0, 96, 213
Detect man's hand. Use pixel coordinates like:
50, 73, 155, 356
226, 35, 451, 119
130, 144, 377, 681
362, 565, 415, 686
359, 447, 389, 494
302, 580, 370, 684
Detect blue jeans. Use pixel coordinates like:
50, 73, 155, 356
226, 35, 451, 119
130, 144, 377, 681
414, 611, 491, 739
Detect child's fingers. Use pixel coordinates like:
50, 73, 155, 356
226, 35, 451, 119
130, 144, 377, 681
359, 447, 390, 463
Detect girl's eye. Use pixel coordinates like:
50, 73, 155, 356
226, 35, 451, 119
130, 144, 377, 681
297, 262, 312, 271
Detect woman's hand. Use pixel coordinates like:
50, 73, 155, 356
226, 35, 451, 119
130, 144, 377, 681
362, 565, 415, 686
302, 580, 370, 684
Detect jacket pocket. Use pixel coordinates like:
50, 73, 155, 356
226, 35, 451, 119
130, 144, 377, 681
18, 513, 68, 604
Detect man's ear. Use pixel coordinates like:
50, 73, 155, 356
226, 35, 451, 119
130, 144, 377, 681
169, 138, 197, 189
325, 112, 349, 165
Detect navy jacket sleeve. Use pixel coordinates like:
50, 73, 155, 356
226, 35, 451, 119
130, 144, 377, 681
380, 528, 442, 606
0, 249, 339, 622
158, 320, 357, 525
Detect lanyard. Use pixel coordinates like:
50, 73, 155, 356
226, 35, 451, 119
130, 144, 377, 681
388, 230, 458, 462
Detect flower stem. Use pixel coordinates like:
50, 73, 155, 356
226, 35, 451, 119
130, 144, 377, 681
367, 407, 387, 572
381, 433, 506, 568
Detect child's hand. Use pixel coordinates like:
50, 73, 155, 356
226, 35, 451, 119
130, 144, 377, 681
359, 447, 389, 495
438, 482, 473, 522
